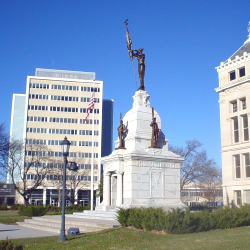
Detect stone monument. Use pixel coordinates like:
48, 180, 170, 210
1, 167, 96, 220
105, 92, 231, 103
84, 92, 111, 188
96, 21, 184, 211
96, 90, 184, 211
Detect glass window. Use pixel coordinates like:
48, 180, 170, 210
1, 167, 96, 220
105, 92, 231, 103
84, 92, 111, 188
235, 154, 241, 178
233, 117, 239, 143
230, 71, 236, 81
235, 190, 242, 205
242, 115, 249, 141
239, 67, 245, 77
245, 154, 250, 178
232, 101, 237, 113
241, 98, 247, 110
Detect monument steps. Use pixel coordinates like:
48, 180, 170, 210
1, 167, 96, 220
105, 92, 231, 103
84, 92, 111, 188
17, 213, 120, 234
70, 210, 118, 220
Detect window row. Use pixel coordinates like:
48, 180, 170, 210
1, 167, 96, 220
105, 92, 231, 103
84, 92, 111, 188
27, 127, 47, 133
49, 117, 99, 124
45, 163, 98, 169
27, 127, 99, 136
79, 130, 99, 136
48, 140, 77, 146
50, 95, 100, 103
80, 87, 100, 92
48, 128, 77, 135
79, 108, 99, 114
28, 105, 48, 111
79, 141, 98, 147
30, 83, 100, 93
25, 150, 98, 158
235, 190, 250, 206
26, 139, 46, 145
230, 66, 246, 81
30, 83, 49, 89
80, 97, 99, 103
28, 105, 99, 114
51, 84, 79, 91
181, 191, 222, 197
234, 153, 250, 179
51, 95, 79, 102
230, 97, 246, 113
78, 164, 98, 169
28, 116, 47, 122
25, 174, 97, 182
232, 115, 249, 143
29, 94, 48, 100
49, 117, 78, 123
50, 106, 78, 113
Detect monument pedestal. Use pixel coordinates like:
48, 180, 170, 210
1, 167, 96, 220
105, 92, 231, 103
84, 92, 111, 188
96, 90, 184, 211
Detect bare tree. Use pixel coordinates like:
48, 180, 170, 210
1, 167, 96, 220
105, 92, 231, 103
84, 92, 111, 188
169, 139, 221, 190
0, 123, 9, 179
50, 157, 90, 205
4, 139, 53, 206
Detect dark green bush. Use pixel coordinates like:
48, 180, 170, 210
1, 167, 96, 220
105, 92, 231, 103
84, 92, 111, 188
141, 207, 166, 231
18, 205, 45, 217
117, 208, 131, 227
182, 210, 212, 233
127, 208, 144, 229
164, 208, 186, 234
0, 206, 8, 211
117, 205, 250, 234
9, 204, 24, 210
0, 239, 23, 250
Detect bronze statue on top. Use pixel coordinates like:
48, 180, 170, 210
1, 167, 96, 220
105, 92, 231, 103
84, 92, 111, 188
132, 48, 145, 91
125, 19, 145, 91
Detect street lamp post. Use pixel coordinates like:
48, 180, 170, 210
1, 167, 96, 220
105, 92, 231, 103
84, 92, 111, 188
58, 137, 78, 242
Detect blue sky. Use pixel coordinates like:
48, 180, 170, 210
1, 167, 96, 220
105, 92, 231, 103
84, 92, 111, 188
1, 0, 250, 167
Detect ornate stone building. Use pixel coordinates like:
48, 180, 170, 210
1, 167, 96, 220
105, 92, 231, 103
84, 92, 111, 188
215, 25, 250, 207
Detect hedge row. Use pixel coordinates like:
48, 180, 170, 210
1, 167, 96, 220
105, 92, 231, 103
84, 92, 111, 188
18, 204, 90, 217
117, 204, 250, 234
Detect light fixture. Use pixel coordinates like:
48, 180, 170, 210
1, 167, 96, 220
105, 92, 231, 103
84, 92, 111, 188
61, 137, 71, 156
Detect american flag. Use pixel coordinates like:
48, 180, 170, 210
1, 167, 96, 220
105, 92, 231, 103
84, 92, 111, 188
83, 93, 95, 124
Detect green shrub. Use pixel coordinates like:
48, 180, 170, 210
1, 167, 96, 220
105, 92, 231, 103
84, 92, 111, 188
117, 205, 250, 234
127, 208, 144, 229
18, 205, 45, 217
0, 239, 23, 250
117, 208, 130, 227
182, 210, 212, 233
164, 208, 186, 234
9, 204, 24, 210
141, 207, 166, 231
0, 206, 8, 211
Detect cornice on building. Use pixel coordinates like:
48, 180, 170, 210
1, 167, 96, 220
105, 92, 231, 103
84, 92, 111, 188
215, 76, 250, 93
215, 51, 250, 73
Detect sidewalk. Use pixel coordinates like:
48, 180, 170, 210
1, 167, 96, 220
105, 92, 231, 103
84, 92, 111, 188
0, 223, 58, 240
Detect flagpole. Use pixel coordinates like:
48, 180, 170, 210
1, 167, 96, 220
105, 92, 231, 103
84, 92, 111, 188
90, 85, 95, 211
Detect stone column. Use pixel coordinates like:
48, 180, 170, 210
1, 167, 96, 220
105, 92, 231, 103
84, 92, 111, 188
43, 188, 46, 206
104, 172, 111, 206
116, 171, 123, 206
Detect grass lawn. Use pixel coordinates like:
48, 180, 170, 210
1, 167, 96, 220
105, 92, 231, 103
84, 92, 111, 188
9, 226, 250, 250
0, 211, 29, 224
